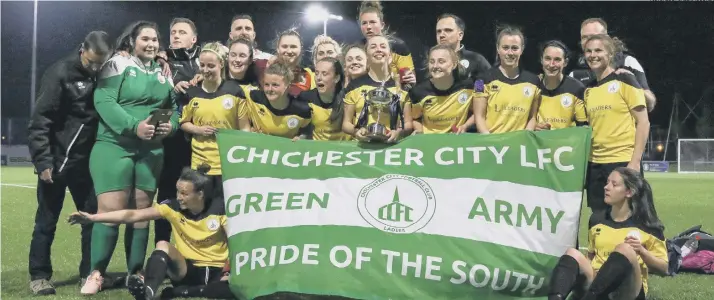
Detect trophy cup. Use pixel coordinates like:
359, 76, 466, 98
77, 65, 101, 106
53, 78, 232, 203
359, 86, 398, 143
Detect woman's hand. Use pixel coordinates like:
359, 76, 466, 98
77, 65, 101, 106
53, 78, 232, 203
174, 81, 190, 94
386, 129, 402, 143
156, 122, 173, 137
354, 128, 370, 142
68, 211, 94, 225
535, 122, 552, 131
197, 126, 218, 137
624, 236, 645, 255
627, 161, 641, 172
136, 116, 156, 140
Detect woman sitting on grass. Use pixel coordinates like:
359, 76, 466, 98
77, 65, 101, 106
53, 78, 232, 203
548, 167, 668, 300
68, 164, 231, 300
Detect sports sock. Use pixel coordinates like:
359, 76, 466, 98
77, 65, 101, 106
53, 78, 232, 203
127, 227, 149, 274
143, 250, 170, 294
124, 225, 134, 272
548, 255, 580, 300
89, 223, 119, 274
581, 252, 633, 300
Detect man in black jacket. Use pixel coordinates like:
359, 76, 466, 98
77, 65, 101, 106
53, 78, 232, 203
27, 31, 112, 295
154, 17, 200, 245
435, 14, 491, 80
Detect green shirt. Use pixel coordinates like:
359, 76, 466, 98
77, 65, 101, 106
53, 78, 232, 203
94, 55, 178, 149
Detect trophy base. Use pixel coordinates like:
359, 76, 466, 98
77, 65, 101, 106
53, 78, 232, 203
364, 123, 390, 143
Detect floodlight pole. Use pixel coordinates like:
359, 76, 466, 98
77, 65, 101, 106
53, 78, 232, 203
323, 20, 327, 35
30, 0, 39, 116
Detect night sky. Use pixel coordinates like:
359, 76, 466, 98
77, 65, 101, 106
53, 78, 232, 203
2, 1, 713, 131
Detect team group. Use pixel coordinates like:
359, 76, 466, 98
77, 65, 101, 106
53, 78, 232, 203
27, 1, 668, 299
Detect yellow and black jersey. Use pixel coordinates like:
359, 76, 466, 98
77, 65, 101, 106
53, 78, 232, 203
154, 199, 228, 267
409, 78, 474, 134
343, 74, 409, 129
179, 80, 246, 176
238, 89, 312, 139
361, 36, 415, 78
588, 209, 667, 296
584, 72, 646, 164
298, 89, 352, 141
537, 75, 587, 130
474, 67, 541, 134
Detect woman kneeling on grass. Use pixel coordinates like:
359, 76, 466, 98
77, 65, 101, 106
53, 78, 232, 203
548, 167, 668, 300
68, 164, 231, 300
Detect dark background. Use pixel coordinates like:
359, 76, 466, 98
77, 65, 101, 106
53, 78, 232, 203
2, 1, 713, 150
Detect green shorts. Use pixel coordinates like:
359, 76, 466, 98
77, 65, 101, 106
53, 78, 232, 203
89, 141, 164, 195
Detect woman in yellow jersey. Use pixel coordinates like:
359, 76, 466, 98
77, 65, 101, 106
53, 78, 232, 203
534, 40, 588, 131
581, 34, 650, 213
69, 164, 229, 300
240, 62, 313, 140
410, 44, 475, 134
311, 35, 342, 70
472, 25, 541, 134
178, 42, 250, 208
548, 167, 667, 300
357, 1, 416, 85
298, 57, 351, 141
342, 34, 412, 142
343, 44, 368, 88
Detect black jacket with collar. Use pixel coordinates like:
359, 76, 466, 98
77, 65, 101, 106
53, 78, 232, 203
166, 46, 200, 86
27, 52, 98, 174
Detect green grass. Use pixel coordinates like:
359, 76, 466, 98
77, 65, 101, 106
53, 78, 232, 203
2, 167, 713, 299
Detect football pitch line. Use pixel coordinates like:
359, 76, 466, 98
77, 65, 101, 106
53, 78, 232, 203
1, 182, 69, 193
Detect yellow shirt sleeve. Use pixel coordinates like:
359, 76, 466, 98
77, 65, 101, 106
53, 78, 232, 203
473, 78, 489, 99
179, 99, 195, 124
236, 96, 247, 120
646, 235, 669, 263
587, 228, 596, 255
574, 97, 587, 122
395, 54, 415, 72
344, 89, 359, 105
621, 78, 646, 110
154, 202, 176, 223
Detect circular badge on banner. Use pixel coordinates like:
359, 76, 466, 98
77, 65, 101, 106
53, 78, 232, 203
357, 174, 436, 234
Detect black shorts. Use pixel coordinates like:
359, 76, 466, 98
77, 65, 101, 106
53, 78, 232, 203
585, 162, 628, 212
171, 259, 223, 287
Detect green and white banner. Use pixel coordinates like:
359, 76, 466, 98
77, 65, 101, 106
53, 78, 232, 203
218, 127, 591, 300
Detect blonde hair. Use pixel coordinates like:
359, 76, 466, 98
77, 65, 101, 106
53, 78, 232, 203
426, 44, 464, 78
311, 35, 342, 64
200, 41, 229, 78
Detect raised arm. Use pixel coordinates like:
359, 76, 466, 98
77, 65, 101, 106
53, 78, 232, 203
68, 207, 162, 225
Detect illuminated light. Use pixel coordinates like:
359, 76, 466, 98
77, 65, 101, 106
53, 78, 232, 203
305, 5, 330, 23
656, 144, 664, 152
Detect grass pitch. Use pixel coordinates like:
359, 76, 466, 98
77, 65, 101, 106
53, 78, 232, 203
1, 167, 713, 299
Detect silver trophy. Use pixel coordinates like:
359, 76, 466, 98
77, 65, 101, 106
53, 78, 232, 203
360, 86, 397, 142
